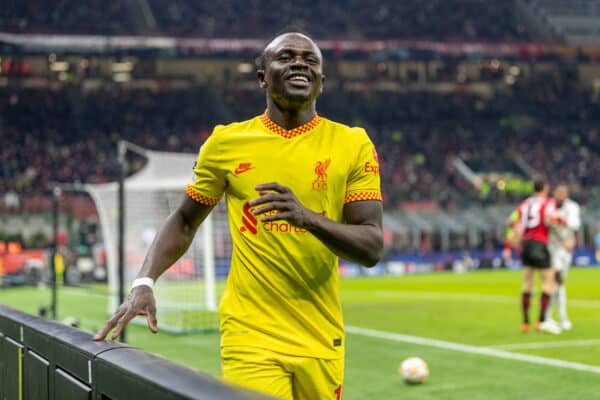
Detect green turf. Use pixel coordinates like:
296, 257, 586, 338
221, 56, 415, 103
2, 268, 600, 399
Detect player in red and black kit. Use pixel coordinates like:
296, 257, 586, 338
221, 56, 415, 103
509, 179, 561, 334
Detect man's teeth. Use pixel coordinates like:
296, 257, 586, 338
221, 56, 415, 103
289, 75, 309, 83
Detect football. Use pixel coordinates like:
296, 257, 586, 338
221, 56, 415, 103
399, 357, 429, 384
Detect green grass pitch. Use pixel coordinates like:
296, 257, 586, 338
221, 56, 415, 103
2, 268, 600, 399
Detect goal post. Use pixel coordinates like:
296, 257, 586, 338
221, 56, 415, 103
85, 142, 228, 334
203, 212, 217, 312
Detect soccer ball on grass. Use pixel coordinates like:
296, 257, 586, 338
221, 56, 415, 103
399, 357, 429, 384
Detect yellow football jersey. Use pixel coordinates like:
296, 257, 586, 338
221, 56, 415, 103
187, 112, 381, 359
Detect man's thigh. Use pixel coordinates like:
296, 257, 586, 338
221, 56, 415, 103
221, 346, 293, 400
551, 250, 572, 278
291, 355, 345, 400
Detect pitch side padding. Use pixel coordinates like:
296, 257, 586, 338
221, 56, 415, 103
0, 306, 22, 339
0, 305, 275, 400
24, 348, 50, 400
95, 347, 273, 400
55, 368, 92, 400
0, 305, 124, 400
0, 333, 4, 396
1, 335, 23, 400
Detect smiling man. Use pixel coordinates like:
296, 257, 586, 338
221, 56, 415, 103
93, 32, 383, 399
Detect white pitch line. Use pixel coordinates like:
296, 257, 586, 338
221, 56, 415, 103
345, 325, 600, 375
372, 290, 600, 308
492, 339, 600, 350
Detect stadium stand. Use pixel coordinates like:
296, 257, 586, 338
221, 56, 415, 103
0, 0, 136, 35
146, 0, 531, 41
2, 4, 600, 400
0, 0, 599, 253
1, 77, 599, 210
2, 0, 532, 41
522, 0, 600, 45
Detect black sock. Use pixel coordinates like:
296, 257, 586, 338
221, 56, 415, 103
522, 292, 531, 324
539, 292, 551, 322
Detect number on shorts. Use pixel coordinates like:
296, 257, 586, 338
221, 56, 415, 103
334, 384, 342, 400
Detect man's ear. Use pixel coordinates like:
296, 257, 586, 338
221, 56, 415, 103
320, 74, 326, 94
257, 69, 267, 89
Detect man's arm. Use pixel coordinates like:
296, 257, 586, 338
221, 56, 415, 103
305, 200, 383, 267
544, 200, 560, 227
135, 197, 214, 280
93, 196, 214, 340
562, 203, 581, 252
506, 209, 521, 227
249, 182, 383, 267
567, 203, 581, 231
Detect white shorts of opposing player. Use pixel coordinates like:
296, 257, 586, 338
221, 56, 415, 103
548, 245, 573, 330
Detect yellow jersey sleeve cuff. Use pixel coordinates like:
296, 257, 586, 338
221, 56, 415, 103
186, 184, 221, 206
344, 191, 382, 204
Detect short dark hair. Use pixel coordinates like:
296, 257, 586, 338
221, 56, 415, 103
533, 178, 547, 192
255, 27, 314, 71
555, 182, 569, 190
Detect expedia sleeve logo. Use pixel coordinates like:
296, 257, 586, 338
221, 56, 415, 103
364, 147, 379, 175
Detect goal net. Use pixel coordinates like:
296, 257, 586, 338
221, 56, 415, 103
85, 143, 231, 334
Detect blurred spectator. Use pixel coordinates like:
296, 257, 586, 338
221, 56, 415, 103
4, 190, 20, 210
0, 0, 134, 35
2, 0, 531, 42
148, 0, 530, 41
1, 75, 598, 209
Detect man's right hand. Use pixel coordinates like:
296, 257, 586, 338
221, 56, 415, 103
93, 286, 158, 341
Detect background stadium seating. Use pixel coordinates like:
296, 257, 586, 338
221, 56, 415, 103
1, 0, 600, 255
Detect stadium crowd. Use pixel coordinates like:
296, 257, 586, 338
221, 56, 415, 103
150, 0, 530, 41
2, 77, 599, 211
2, 0, 530, 42
0, 0, 135, 35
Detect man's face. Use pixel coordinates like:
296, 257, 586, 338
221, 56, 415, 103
554, 185, 568, 206
259, 33, 325, 110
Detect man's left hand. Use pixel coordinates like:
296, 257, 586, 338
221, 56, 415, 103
248, 182, 313, 228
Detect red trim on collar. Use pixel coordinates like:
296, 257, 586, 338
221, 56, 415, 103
259, 112, 321, 139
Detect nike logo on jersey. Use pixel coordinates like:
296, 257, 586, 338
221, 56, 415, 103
234, 162, 254, 175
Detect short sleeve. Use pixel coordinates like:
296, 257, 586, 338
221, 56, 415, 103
345, 128, 382, 204
543, 199, 556, 217
568, 203, 581, 230
186, 127, 227, 205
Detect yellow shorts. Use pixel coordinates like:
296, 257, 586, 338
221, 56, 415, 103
221, 346, 344, 400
